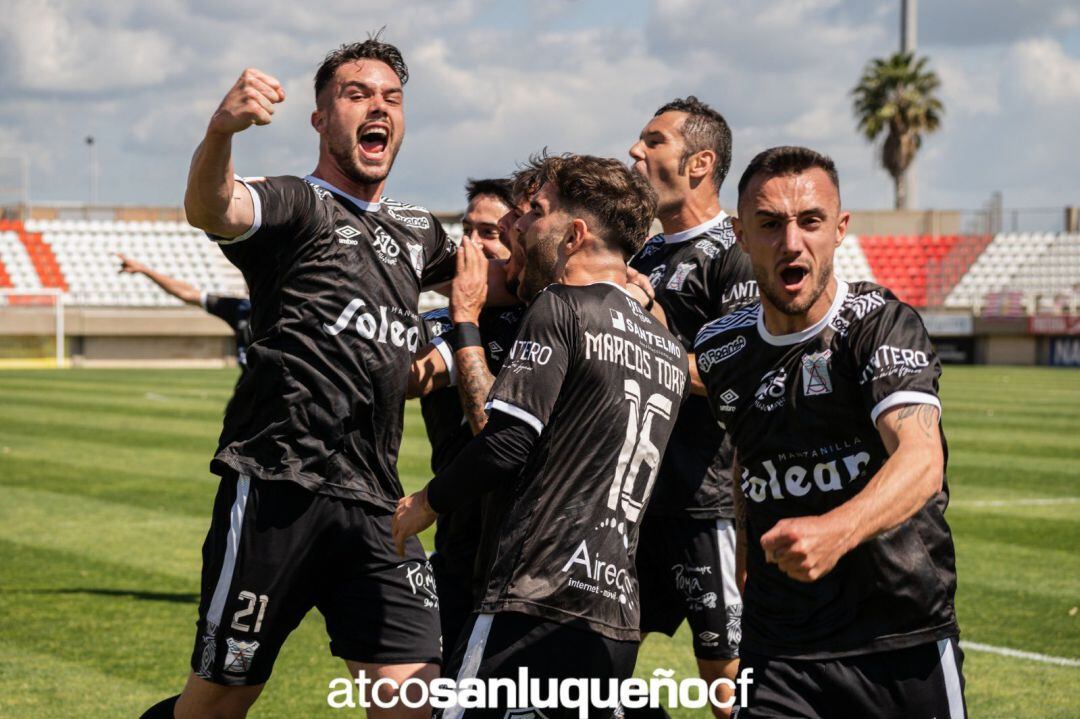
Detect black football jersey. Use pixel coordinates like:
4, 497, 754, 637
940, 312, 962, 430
629, 212, 757, 519
420, 304, 526, 584
695, 280, 959, 658
202, 294, 252, 371
478, 282, 689, 641
419, 305, 526, 474
208, 174, 456, 510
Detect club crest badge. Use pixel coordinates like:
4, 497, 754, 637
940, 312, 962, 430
801, 350, 833, 396
223, 638, 260, 674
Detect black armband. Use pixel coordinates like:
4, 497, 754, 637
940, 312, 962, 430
451, 321, 483, 351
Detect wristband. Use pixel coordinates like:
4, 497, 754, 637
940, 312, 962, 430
452, 322, 483, 351
644, 295, 655, 312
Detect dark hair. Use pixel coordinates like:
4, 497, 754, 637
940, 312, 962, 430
537, 153, 658, 259
465, 178, 514, 209
654, 95, 732, 192
314, 32, 408, 100
510, 153, 546, 207
736, 146, 841, 209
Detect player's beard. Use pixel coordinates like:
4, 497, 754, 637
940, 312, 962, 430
755, 257, 834, 316
327, 131, 401, 187
519, 224, 562, 303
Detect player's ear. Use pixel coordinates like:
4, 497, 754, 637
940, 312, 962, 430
732, 216, 749, 255
565, 218, 588, 255
835, 211, 850, 247
311, 108, 325, 134
688, 150, 715, 183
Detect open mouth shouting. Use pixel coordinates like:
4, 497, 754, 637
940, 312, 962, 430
777, 262, 809, 294
358, 122, 390, 162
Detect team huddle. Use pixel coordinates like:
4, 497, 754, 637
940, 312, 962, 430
140, 36, 965, 719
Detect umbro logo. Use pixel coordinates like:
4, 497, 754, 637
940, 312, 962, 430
335, 225, 360, 245
720, 389, 739, 405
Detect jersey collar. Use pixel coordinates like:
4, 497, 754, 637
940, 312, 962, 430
757, 280, 849, 346
657, 210, 728, 245
304, 175, 382, 213
591, 280, 637, 299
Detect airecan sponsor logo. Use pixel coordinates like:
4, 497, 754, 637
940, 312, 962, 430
561, 538, 633, 605
323, 298, 420, 351
698, 336, 746, 372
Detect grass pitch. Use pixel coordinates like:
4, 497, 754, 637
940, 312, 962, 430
0, 366, 1077, 717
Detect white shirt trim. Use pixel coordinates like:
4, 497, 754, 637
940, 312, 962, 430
199, 291, 209, 310
658, 210, 728, 245
211, 175, 263, 245
592, 280, 637, 299
757, 280, 849, 347
303, 174, 381, 212
485, 399, 544, 435
431, 336, 457, 387
871, 391, 942, 425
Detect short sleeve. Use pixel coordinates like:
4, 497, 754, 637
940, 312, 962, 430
204, 295, 247, 332
487, 289, 577, 434
851, 302, 943, 425
711, 246, 757, 318
420, 216, 458, 287
421, 310, 457, 386
209, 175, 321, 247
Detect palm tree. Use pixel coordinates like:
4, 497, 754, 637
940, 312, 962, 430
852, 51, 944, 210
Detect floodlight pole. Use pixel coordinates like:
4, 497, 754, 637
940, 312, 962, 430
901, 0, 917, 53
901, 0, 917, 208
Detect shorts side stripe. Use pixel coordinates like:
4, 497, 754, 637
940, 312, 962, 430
445, 613, 494, 719
207, 474, 251, 630
716, 519, 741, 608
938, 637, 966, 719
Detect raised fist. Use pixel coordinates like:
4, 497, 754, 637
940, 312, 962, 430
207, 68, 285, 136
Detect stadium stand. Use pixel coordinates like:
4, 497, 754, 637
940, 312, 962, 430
945, 233, 1079, 315
3, 216, 1077, 316
0, 218, 465, 309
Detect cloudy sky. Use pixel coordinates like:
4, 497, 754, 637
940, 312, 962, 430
1, 0, 1078, 214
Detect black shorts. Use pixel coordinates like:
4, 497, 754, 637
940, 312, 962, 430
191, 474, 442, 686
429, 552, 475, 665
637, 515, 741, 660
738, 637, 967, 718
441, 612, 639, 719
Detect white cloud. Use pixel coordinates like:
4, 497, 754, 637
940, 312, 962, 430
0, 0, 1076, 214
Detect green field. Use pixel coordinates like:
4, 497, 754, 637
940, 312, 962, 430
0, 366, 1077, 717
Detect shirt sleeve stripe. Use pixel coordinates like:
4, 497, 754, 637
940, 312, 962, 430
431, 336, 457, 387
485, 399, 544, 435
871, 391, 942, 425
209, 175, 263, 245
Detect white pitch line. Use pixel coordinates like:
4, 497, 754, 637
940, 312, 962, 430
961, 641, 1080, 668
953, 497, 1080, 508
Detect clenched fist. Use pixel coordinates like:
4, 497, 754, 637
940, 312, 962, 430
208, 68, 285, 136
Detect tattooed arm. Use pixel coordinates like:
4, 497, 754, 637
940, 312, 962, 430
450, 238, 496, 434
760, 402, 944, 582
456, 346, 495, 435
